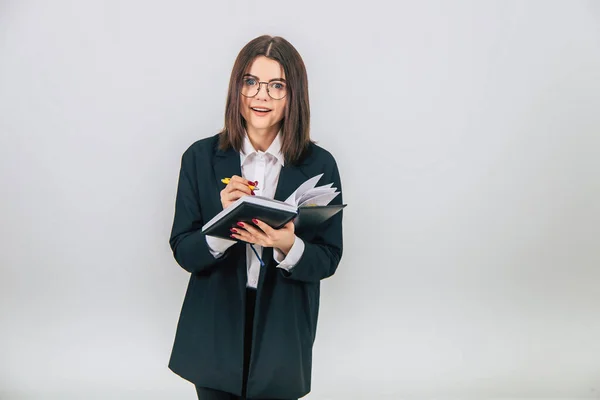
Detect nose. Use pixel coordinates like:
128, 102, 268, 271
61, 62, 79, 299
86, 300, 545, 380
255, 82, 269, 101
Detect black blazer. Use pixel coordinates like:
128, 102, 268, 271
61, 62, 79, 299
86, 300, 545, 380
168, 133, 344, 399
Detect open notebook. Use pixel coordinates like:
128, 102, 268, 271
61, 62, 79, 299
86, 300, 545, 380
201, 173, 346, 239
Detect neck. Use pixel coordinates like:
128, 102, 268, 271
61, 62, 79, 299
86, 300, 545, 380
246, 125, 280, 152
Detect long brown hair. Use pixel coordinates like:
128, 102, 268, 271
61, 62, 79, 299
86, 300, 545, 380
218, 35, 313, 165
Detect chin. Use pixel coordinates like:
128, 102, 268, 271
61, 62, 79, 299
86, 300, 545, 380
248, 120, 276, 131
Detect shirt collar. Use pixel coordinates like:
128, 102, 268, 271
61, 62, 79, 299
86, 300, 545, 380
240, 130, 285, 166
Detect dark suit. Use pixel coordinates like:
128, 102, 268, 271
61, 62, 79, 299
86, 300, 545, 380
168, 133, 344, 399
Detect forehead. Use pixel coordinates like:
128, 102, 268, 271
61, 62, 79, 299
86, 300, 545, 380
245, 56, 286, 80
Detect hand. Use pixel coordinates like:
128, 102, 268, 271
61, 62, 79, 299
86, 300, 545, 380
230, 219, 296, 255
220, 175, 257, 209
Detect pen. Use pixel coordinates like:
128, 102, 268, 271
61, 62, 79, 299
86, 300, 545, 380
221, 177, 259, 191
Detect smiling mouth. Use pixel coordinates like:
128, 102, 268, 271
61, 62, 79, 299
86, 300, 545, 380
251, 107, 272, 112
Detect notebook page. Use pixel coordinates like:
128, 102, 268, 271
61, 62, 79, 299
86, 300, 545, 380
284, 173, 324, 206
298, 191, 340, 207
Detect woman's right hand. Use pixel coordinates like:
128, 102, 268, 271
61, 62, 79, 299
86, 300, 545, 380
220, 175, 257, 209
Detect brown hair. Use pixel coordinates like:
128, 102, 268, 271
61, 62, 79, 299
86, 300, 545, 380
218, 35, 314, 165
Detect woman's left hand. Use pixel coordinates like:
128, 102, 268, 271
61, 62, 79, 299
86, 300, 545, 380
231, 219, 296, 255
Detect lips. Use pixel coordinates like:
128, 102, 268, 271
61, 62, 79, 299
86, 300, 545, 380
251, 107, 272, 112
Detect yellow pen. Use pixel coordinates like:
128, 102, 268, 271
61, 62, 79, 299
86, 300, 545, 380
221, 177, 259, 191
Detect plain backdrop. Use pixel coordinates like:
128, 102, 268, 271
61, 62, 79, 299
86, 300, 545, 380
1, 1, 599, 399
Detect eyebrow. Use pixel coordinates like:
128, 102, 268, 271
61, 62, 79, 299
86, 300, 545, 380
243, 73, 286, 83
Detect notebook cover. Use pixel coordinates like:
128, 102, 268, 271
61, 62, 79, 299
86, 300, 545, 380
202, 203, 298, 240
294, 204, 347, 230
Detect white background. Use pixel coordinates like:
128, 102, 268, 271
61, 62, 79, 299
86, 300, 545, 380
1, 1, 599, 399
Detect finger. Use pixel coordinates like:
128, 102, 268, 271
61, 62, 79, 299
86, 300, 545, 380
283, 220, 295, 232
237, 221, 265, 237
228, 190, 252, 202
227, 181, 253, 195
236, 175, 258, 187
243, 221, 275, 247
230, 222, 254, 238
232, 225, 263, 245
230, 175, 249, 183
230, 175, 258, 189
251, 219, 275, 235
229, 227, 249, 243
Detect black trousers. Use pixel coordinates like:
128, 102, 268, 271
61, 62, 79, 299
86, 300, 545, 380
195, 289, 296, 400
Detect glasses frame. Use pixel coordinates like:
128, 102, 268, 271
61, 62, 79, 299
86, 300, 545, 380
240, 75, 288, 100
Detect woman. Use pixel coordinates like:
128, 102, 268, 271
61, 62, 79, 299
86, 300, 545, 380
168, 35, 344, 400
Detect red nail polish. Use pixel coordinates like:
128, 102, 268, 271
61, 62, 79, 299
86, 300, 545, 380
247, 180, 254, 185
252, 219, 259, 224
237, 222, 244, 227
230, 234, 236, 238
254, 181, 258, 186
251, 191, 255, 195
230, 228, 237, 233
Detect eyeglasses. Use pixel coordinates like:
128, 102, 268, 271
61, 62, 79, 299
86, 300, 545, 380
240, 75, 287, 100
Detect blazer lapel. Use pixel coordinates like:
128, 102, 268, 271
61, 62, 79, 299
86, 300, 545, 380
273, 163, 311, 203
273, 142, 316, 202
213, 145, 242, 204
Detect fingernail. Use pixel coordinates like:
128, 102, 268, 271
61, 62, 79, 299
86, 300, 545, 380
251, 191, 255, 195
254, 181, 258, 186
247, 180, 254, 185
237, 222, 244, 227
230, 228, 237, 233
252, 219, 259, 224
230, 234, 236, 238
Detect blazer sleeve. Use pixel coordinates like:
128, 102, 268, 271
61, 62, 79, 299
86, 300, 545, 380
280, 154, 344, 283
169, 147, 235, 274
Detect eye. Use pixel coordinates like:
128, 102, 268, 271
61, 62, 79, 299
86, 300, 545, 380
271, 82, 285, 89
244, 78, 257, 86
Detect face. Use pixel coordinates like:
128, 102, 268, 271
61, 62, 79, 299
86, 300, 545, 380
240, 56, 287, 138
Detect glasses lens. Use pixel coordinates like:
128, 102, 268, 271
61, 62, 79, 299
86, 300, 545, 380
241, 77, 259, 97
267, 81, 286, 100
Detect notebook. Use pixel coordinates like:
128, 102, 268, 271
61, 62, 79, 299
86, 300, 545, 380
201, 173, 346, 239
